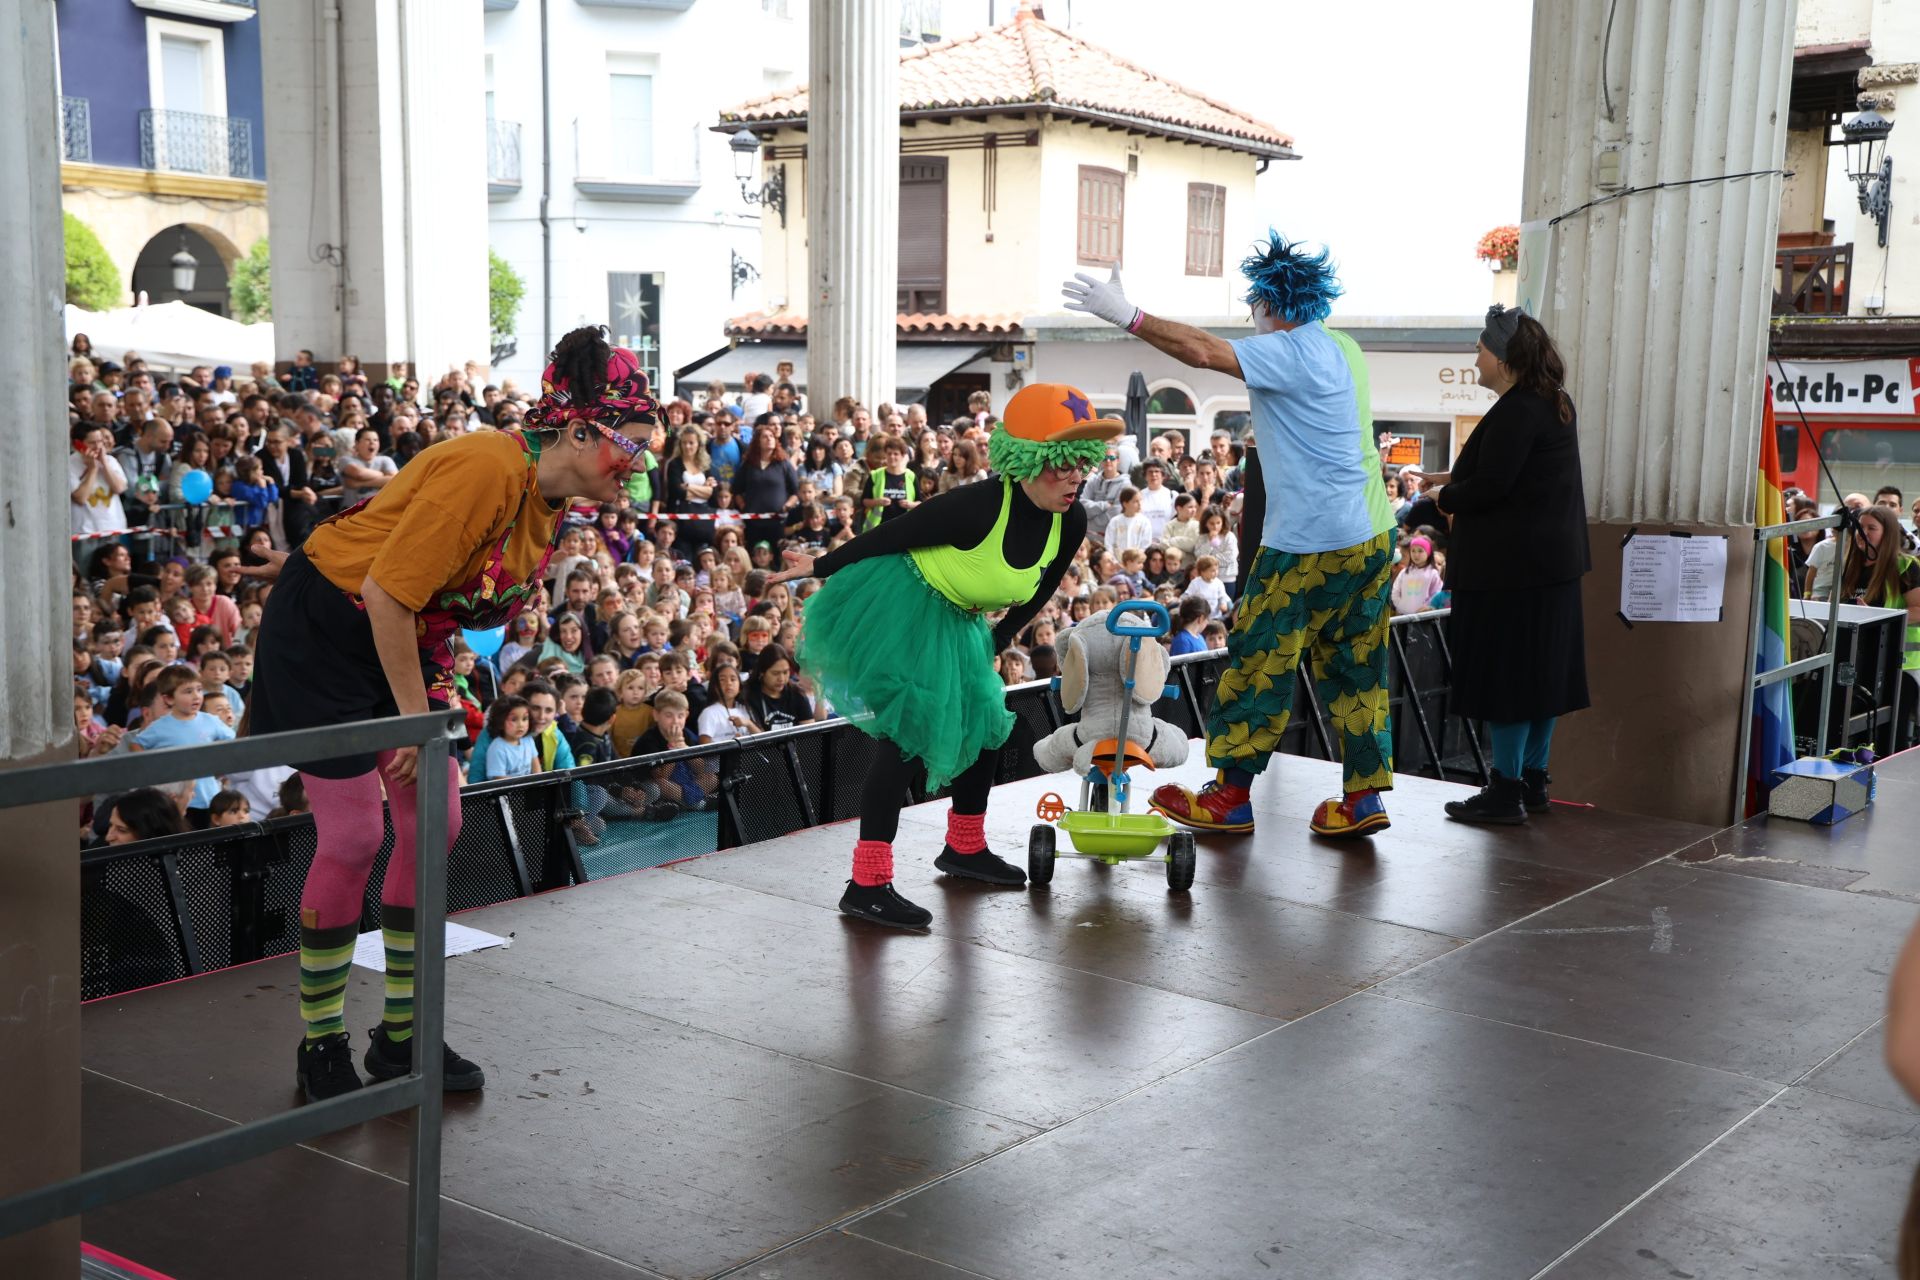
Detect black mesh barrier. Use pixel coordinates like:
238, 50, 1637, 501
722, 737, 816, 848
80, 855, 190, 1000
80, 621, 1484, 999
168, 839, 239, 972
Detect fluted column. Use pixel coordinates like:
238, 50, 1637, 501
807, 0, 900, 412
1523, 0, 1796, 825
0, 2, 82, 1271
1526, 0, 1794, 523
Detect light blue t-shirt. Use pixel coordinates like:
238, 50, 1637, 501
132, 711, 236, 809
486, 736, 537, 779
1230, 322, 1396, 555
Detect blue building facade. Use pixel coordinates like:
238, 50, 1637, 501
56, 0, 269, 314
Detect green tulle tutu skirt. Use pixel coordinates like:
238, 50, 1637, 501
799, 554, 1014, 788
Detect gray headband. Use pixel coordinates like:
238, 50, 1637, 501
1481, 304, 1525, 361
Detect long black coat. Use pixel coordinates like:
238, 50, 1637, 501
1437, 387, 1592, 723
1437, 388, 1590, 589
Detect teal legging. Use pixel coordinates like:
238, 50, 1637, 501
1488, 718, 1557, 779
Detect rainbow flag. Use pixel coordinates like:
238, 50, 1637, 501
1749, 377, 1796, 814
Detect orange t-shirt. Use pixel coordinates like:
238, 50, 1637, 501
304, 432, 562, 613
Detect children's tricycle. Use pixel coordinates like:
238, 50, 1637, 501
1029, 600, 1197, 892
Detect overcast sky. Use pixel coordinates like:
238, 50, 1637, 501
940, 0, 1536, 319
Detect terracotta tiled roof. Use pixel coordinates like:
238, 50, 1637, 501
725, 311, 1024, 338
720, 2, 1294, 159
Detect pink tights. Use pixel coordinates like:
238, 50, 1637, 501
299, 752, 464, 930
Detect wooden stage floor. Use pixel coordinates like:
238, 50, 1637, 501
78, 754, 1920, 1279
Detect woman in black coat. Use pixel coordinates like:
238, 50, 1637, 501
731, 418, 800, 550
1422, 306, 1590, 824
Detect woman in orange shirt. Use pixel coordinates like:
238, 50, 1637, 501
247, 326, 653, 1104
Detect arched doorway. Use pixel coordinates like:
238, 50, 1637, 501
131, 224, 235, 316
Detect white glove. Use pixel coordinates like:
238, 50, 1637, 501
1061, 267, 1141, 331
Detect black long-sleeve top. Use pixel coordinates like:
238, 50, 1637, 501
813, 476, 1087, 650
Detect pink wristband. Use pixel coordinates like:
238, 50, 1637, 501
1126, 308, 1145, 333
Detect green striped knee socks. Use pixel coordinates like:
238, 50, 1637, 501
297, 907, 416, 1044
297, 919, 357, 1042
380, 905, 416, 1044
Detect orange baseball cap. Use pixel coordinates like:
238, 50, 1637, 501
1000, 383, 1125, 443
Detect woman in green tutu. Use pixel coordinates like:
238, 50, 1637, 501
770, 382, 1120, 930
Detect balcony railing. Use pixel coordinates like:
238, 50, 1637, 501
60, 96, 91, 163
487, 119, 521, 193
1774, 241, 1851, 316
139, 108, 254, 179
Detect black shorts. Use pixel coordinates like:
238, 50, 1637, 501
248, 549, 444, 779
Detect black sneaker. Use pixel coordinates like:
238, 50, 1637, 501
838, 880, 933, 931
1444, 772, 1528, 826
934, 845, 1026, 886
1521, 768, 1552, 814
297, 1031, 364, 1104
643, 801, 682, 823
363, 1025, 486, 1091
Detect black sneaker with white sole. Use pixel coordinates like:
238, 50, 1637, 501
363, 1025, 487, 1091
297, 1031, 364, 1104
933, 845, 1026, 886
838, 880, 933, 930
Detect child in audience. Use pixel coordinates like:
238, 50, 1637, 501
484, 696, 537, 779
1183, 554, 1232, 618
209, 789, 251, 827
611, 668, 656, 757
130, 666, 235, 826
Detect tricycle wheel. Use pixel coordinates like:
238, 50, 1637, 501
1028, 824, 1056, 887
1088, 782, 1110, 815
1167, 832, 1196, 893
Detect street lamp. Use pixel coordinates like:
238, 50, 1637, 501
728, 127, 787, 229
169, 235, 199, 294
1840, 108, 1894, 250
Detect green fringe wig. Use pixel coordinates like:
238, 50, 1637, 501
987, 427, 1113, 482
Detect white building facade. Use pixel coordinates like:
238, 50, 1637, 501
483, 0, 811, 395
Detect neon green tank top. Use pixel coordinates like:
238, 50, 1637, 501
910, 477, 1061, 613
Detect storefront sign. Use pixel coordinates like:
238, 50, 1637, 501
1383, 436, 1423, 467
1772, 359, 1920, 416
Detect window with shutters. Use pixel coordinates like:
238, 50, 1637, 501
897, 157, 948, 314
1186, 183, 1225, 277
1076, 166, 1124, 267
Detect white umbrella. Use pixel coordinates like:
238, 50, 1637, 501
65, 300, 275, 374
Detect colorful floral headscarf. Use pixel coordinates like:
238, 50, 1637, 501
523, 345, 657, 456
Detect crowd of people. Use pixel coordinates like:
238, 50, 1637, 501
65, 328, 1550, 850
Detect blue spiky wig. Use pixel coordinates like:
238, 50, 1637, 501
1240, 232, 1343, 323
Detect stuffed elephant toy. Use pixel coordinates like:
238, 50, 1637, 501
1033, 609, 1192, 777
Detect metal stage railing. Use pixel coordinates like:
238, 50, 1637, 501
0, 711, 466, 1279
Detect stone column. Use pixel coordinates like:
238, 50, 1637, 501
0, 3, 82, 1273
1523, 0, 1795, 824
259, 0, 489, 379
807, 0, 900, 412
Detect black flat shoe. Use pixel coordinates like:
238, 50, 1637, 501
1444, 772, 1528, 826
364, 1025, 486, 1091
934, 845, 1026, 886
839, 880, 933, 930
297, 1031, 364, 1104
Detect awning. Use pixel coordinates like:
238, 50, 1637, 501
673, 341, 988, 403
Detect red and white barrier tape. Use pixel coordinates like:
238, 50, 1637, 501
648, 511, 790, 522
71, 525, 244, 543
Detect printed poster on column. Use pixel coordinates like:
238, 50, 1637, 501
1620, 533, 1729, 623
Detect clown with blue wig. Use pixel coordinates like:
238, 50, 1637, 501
1062, 233, 1398, 838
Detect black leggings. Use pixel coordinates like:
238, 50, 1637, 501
858, 740, 997, 842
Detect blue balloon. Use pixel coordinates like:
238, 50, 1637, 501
462, 625, 507, 658
179, 468, 213, 506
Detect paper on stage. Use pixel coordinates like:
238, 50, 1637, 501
1620, 533, 1728, 623
352, 922, 511, 972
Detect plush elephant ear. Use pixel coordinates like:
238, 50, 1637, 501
1133, 634, 1170, 706
1059, 626, 1091, 714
